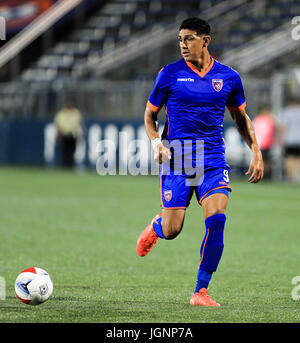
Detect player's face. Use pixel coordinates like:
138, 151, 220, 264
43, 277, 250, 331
178, 29, 210, 62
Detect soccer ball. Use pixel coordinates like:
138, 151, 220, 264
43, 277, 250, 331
15, 267, 53, 305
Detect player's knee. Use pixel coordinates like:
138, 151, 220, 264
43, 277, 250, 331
205, 202, 227, 218
208, 208, 226, 218
202, 192, 228, 218
162, 219, 183, 240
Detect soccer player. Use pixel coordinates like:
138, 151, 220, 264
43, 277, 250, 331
136, 17, 264, 307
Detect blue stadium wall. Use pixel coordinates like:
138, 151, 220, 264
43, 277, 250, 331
0, 119, 251, 174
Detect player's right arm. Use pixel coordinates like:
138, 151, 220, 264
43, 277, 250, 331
145, 66, 172, 164
144, 105, 171, 164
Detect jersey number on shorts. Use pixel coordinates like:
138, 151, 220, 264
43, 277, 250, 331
223, 170, 229, 183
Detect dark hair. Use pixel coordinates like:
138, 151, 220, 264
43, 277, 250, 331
179, 17, 210, 36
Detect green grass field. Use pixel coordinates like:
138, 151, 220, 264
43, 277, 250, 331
0, 166, 300, 323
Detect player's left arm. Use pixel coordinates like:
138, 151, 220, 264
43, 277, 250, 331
229, 108, 264, 183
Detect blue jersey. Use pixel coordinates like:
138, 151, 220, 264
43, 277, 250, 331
147, 57, 246, 171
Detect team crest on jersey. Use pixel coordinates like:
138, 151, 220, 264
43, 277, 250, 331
212, 79, 223, 92
164, 190, 172, 202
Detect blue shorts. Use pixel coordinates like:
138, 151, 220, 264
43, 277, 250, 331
159, 167, 232, 209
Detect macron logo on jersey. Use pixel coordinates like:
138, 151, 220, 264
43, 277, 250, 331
177, 78, 194, 82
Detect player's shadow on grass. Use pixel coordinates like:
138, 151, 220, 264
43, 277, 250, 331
51, 296, 79, 301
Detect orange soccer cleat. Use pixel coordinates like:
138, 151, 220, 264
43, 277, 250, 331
190, 288, 221, 307
136, 223, 158, 257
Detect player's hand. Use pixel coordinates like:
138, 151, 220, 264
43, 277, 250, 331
245, 150, 264, 183
154, 144, 172, 164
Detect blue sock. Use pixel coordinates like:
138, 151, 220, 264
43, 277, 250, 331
194, 270, 213, 292
194, 213, 226, 293
151, 214, 167, 239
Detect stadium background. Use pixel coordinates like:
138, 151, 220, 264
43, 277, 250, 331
0, 0, 299, 179
0, 0, 300, 324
